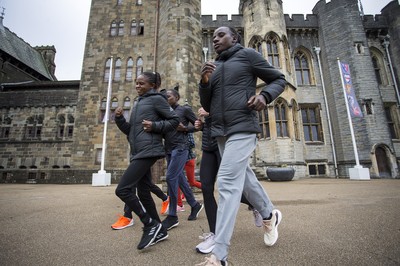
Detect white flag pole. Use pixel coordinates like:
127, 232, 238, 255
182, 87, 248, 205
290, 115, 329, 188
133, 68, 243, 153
337, 58, 370, 180
100, 56, 113, 172
92, 56, 113, 186
337, 58, 360, 167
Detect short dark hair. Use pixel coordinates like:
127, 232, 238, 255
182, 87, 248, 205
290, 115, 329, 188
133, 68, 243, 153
228, 27, 242, 44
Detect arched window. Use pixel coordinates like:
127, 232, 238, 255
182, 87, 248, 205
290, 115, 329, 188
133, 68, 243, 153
258, 108, 270, 139
111, 97, 118, 121
249, 36, 263, 56
25, 115, 44, 140
292, 101, 300, 140
266, 35, 280, 67
100, 97, 107, 123
131, 20, 137, 36
110, 21, 117, 36
294, 51, 311, 85
136, 57, 143, 78
138, 19, 144, 35
118, 20, 125, 36
114, 58, 122, 81
123, 97, 131, 119
57, 114, 74, 138
274, 100, 288, 137
372, 56, 382, 85
117, 0, 123, 5
104, 58, 112, 82
137, 0, 142, 5
126, 57, 134, 81
370, 48, 388, 86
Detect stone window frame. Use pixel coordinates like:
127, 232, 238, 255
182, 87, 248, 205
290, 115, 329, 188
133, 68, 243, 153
300, 104, 324, 143
274, 98, 289, 138
130, 20, 137, 36
110, 20, 117, 36
24, 114, 44, 140
136, 57, 144, 79
118, 20, 125, 36
248, 35, 264, 56
114, 58, 122, 82
265, 32, 281, 68
126, 57, 134, 81
258, 107, 270, 140
0, 115, 12, 139
294, 49, 313, 86
370, 47, 388, 86
384, 103, 400, 140
104, 58, 112, 82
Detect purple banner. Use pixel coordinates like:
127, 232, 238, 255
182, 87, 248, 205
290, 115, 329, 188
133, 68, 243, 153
340, 63, 363, 118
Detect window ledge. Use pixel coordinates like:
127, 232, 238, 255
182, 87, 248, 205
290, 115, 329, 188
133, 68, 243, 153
305, 141, 324, 145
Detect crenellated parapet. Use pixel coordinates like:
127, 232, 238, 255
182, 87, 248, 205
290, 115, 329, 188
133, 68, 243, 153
201, 14, 243, 29
362, 15, 388, 30
284, 14, 318, 29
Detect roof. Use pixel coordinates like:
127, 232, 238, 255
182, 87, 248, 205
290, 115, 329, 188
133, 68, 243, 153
0, 22, 55, 81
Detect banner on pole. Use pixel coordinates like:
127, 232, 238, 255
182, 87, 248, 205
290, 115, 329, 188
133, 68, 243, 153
340, 62, 363, 118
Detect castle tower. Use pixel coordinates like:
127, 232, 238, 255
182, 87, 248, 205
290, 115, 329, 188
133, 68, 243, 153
157, 0, 202, 103
71, 0, 201, 180
313, 0, 394, 176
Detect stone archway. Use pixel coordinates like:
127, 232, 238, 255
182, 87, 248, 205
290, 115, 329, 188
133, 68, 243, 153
375, 147, 391, 178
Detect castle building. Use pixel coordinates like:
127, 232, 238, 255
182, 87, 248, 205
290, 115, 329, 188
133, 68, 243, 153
0, 0, 399, 183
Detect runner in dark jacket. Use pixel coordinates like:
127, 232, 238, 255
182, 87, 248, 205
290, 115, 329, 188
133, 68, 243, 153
115, 72, 179, 250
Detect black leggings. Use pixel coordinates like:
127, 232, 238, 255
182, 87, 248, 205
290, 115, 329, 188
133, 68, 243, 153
116, 158, 159, 225
200, 150, 253, 234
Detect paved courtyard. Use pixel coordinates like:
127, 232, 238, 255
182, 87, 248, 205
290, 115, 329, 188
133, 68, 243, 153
0, 178, 399, 265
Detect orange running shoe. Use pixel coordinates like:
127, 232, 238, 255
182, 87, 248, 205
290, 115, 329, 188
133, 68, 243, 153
160, 196, 170, 215
111, 215, 134, 230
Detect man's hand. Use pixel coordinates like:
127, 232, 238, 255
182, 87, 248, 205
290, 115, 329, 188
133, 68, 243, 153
247, 95, 267, 111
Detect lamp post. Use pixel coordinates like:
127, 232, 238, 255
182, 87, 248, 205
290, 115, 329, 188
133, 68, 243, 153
313, 47, 338, 178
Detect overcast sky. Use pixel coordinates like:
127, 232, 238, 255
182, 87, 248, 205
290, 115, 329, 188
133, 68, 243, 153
1, 0, 394, 81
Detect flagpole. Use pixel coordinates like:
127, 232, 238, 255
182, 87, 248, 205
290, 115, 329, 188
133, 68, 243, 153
337, 58, 360, 167
337, 58, 370, 180
100, 56, 113, 172
92, 56, 113, 186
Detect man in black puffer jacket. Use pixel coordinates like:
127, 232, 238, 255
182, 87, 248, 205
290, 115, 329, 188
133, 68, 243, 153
197, 26, 287, 266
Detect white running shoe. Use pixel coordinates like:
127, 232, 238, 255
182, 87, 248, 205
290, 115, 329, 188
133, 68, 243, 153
196, 232, 215, 254
263, 209, 282, 246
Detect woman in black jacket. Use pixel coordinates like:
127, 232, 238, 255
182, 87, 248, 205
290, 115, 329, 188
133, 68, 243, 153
114, 72, 179, 250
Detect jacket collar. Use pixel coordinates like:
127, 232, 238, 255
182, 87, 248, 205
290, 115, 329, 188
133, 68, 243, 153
216, 43, 243, 61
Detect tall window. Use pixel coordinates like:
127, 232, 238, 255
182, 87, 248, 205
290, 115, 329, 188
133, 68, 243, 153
131, 20, 137, 35
137, 0, 142, 5
0, 115, 11, 139
275, 100, 288, 137
110, 21, 117, 36
126, 58, 134, 81
118, 20, 125, 36
372, 56, 382, 85
111, 97, 118, 121
258, 108, 270, 139
117, 0, 123, 5
25, 115, 44, 140
301, 105, 323, 142
104, 58, 112, 82
138, 19, 144, 35
114, 58, 122, 81
292, 102, 300, 140
266, 35, 280, 67
123, 97, 131, 119
100, 97, 107, 123
294, 51, 311, 85
385, 104, 399, 139
136, 57, 143, 78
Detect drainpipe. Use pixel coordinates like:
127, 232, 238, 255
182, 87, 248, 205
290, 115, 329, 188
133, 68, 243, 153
382, 35, 400, 106
313, 47, 338, 178
153, 0, 160, 71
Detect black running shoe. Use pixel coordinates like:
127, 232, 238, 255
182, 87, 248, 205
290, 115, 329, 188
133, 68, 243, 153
161, 215, 179, 230
152, 225, 169, 245
188, 202, 204, 221
137, 220, 162, 250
